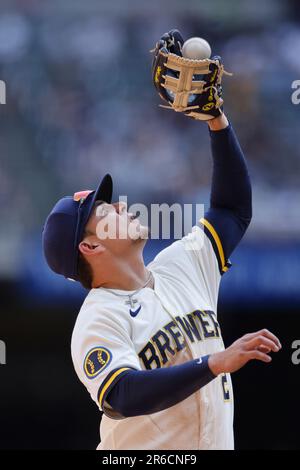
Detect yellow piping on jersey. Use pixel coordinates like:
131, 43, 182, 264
199, 218, 228, 273
99, 367, 131, 408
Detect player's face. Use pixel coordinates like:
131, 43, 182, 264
84, 201, 149, 255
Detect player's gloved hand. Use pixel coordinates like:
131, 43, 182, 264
208, 329, 282, 375
152, 29, 184, 59
151, 29, 229, 121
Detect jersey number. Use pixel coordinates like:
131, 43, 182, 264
221, 373, 230, 401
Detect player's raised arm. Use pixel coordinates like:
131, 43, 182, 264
152, 29, 252, 268
203, 113, 252, 263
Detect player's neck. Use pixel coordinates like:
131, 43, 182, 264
92, 257, 150, 291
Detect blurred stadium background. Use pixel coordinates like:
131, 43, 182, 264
0, 0, 299, 449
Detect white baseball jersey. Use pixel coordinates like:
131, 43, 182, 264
71, 218, 234, 450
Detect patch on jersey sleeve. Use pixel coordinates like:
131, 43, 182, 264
83, 347, 112, 379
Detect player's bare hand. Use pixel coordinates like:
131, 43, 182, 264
208, 329, 282, 376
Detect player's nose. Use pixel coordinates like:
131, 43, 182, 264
113, 201, 127, 214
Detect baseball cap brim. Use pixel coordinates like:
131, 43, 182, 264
93, 173, 113, 207
76, 173, 113, 239
72, 173, 113, 276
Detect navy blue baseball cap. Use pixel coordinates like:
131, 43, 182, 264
42, 174, 113, 281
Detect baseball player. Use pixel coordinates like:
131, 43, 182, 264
42, 30, 281, 450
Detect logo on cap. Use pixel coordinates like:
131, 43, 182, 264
73, 190, 93, 202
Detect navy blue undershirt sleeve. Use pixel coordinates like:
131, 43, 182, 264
204, 124, 252, 263
105, 355, 215, 418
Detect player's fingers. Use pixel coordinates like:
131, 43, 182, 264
245, 336, 279, 353
242, 331, 265, 341
242, 329, 281, 349
257, 345, 271, 353
246, 350, 272, 363
258, 329, 281, 349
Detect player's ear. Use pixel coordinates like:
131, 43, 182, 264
78, 240, 105, 258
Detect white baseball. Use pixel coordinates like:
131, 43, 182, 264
182, 37, 211, 60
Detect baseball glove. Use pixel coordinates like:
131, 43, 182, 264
152, 29, 231, 121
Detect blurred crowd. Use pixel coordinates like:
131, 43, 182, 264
0, 0, 299, 277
